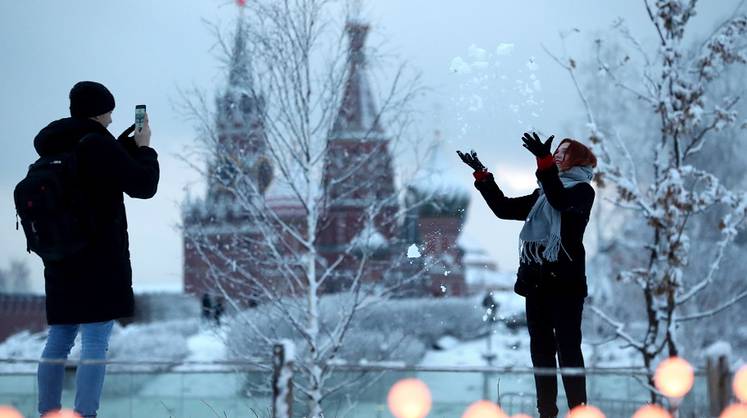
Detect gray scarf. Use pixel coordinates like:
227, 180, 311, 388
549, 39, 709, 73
519, 165, 594, 265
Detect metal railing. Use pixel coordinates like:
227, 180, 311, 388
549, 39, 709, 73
0, 357, 721, 418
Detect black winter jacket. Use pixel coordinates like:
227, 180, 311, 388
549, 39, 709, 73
33, 117, 159, 324
474, 165, 594, 298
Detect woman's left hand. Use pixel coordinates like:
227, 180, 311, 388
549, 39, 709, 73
521, 132, 554, 157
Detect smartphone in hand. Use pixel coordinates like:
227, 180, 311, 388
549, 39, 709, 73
135, 105, 146, 131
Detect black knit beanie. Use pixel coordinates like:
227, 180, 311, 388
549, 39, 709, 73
69, 81, 115, 118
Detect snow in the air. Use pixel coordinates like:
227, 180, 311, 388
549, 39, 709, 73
495, 43, 515, 56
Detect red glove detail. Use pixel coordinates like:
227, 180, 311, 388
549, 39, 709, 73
536, 155, 555, 171
473, 170, 491, 181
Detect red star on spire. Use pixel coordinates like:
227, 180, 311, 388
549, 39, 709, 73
236, 0, 246, 6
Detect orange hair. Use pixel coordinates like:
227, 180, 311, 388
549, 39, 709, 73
557, 138, 597, 168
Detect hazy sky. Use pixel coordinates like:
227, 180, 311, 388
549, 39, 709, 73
1, 1, 741, 292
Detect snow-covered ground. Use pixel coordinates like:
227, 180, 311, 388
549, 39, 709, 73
0, 309, 716, 418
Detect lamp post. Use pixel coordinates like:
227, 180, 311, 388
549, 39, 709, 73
481, 291, 499, 399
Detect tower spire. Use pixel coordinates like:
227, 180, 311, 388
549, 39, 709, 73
228, 15, 251, 89
208, 7, 271, 201
329, 21, 383, 140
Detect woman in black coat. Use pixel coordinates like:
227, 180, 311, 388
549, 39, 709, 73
458, 132, 597, 418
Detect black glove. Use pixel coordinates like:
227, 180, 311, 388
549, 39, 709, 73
521, 132, 554, 158
456, 149, 487, 172
117, 124, 138, 153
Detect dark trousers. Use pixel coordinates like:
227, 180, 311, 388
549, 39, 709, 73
525, 292, 586, 418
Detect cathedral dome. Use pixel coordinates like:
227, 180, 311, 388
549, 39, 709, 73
409, 131, 470, 217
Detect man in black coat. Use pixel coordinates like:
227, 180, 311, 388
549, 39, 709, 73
458, 133, 597, 418
35, 81, 159, 417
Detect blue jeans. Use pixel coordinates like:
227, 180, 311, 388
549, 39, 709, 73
37, 320, 114, 418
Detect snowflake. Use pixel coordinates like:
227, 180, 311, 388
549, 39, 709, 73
495, 43, 515, 56
406, 244, 421, 258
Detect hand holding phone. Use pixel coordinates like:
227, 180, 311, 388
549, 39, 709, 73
134, 108, 151, 148
135, 105, 146, 132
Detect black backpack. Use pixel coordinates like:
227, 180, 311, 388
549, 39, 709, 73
14, 146, 90, 262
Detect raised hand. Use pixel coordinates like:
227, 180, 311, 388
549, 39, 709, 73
134, 113, 151, 148
521, 132, 554, 158
456, 149, 487, 172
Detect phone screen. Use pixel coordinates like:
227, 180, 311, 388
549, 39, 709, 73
135, 105, 146, 130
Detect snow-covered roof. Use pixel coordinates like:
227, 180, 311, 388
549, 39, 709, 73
352, 221, 388, 250
410, 133, 471, 199
462, 248, 498, 268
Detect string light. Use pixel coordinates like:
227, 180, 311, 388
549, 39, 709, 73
0, 406, 23, 418
719, 404, 747, 418
461, 400, 508, 418
387, 378, 432, 418
654, 357, 694, 399
631, 404, 671, 418
42, 410, 83, 418
566, 405, 605, 418
733, 365, 747, 403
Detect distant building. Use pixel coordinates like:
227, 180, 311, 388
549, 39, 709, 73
461, 245, 515, 294
0, 293, 46, 342
182, 19, 470, 303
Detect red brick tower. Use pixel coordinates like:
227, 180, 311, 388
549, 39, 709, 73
207, 18, 272, 202
318, 21, 400, 290
183, 17, 270, 301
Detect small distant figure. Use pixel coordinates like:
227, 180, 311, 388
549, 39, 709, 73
213, 297, 225, 326
482, 291, 499, 323
201, 293, 213, 322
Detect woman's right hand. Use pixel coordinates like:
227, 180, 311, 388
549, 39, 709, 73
456, 149, 487, 172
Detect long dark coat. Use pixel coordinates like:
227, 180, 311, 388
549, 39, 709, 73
474, 164, 595, 298
33, 117, 159, 324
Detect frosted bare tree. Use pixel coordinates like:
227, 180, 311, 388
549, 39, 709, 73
547, 0, 747, 401
178, 0, 459, 416
0, 260, 31, 294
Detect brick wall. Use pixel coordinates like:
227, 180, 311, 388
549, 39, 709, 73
0, 293, 47, 342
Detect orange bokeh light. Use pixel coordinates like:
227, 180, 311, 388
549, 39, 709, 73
719, 404, 747, 418
511, 414, 533, 418
733, 365, 747, 403
42, 409, 83, 418
387, 378, 432, 418
632, 404, 671, 418
654, 356, 694, 398
0, 405, 23, 418
565, 405, 606, 418
461, 400, 508, 418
